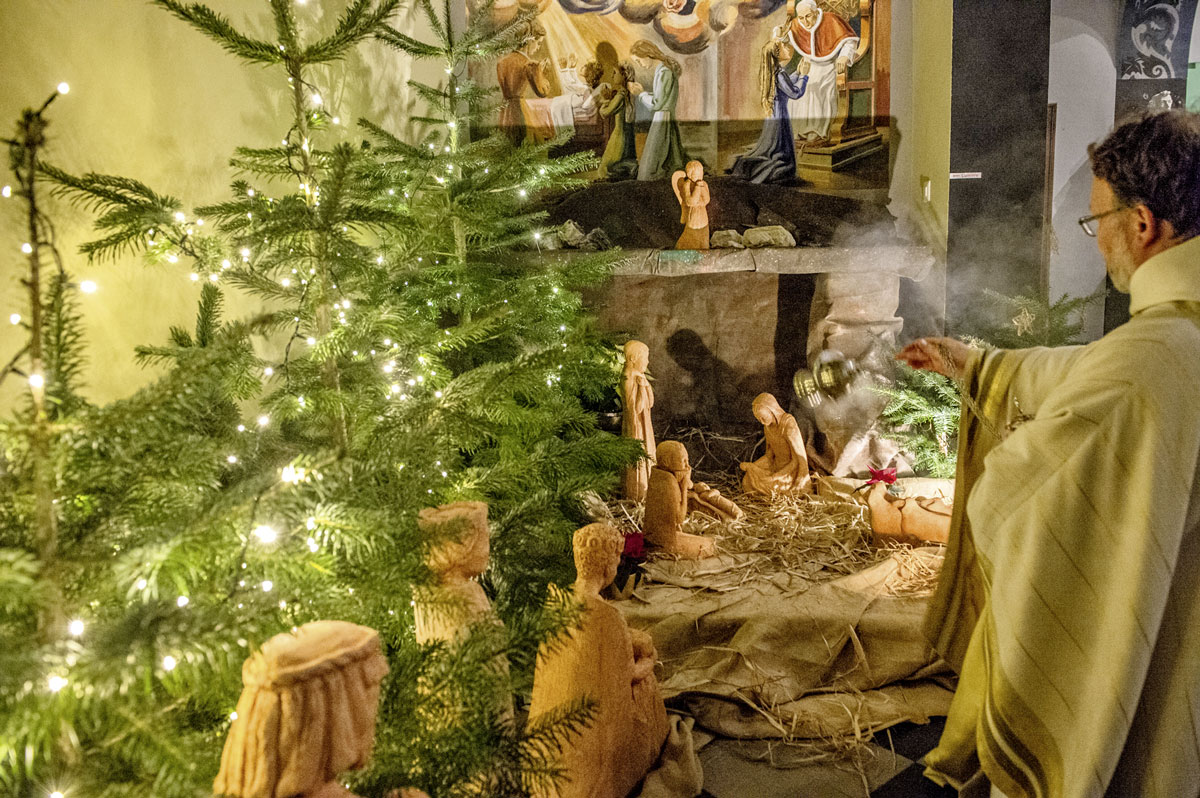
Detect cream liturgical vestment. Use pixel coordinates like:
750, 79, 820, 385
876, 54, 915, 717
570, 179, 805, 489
923, 234, 1200, 798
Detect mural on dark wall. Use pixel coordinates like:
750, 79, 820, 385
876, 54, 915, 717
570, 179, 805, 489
1115, 0, 1198, 117
468, 0, 890, 202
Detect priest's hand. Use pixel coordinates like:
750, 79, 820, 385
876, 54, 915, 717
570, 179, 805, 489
895, 337, 972, 380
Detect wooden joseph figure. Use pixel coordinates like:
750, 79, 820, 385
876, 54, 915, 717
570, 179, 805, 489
621, 340, 656, 502
530, 523, 669, 798
739, 392, 812, 496
643, 441, 716, 558
213, 621, 390, 798
413, 501, 494, 644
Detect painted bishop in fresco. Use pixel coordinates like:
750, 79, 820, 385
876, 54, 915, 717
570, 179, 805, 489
785, 0, 859, 143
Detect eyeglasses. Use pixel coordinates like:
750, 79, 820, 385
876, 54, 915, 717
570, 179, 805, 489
1078, 206, 1128, 237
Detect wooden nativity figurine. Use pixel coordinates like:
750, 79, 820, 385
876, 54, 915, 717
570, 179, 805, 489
413, 500, 496, 645
671, 160, 710, 250
740, 392, 813, 496
688, 481, 743, 521
643, 440, 717, 558
213, 620, 390, 798
530, 523, 670, 798
866, 482, 952, 546
621, 340, 656, 502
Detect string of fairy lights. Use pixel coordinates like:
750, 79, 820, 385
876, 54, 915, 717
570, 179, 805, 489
7, 20, 588, 786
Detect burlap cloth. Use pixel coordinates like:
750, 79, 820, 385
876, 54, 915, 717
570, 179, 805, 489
617, 545, 953, 742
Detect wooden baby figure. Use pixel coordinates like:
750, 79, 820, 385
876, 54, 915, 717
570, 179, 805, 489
740, 392, 812, 496
643, 441, 717, 558
671, 160, 710, 250
621, 340, 656, 502
866, 482, 951, 545
214, 621, 390, 798
530, 523, 669, 798
688, 481, 744, 521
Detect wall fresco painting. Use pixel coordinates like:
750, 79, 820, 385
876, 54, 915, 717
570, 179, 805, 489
469, 0, 890, 187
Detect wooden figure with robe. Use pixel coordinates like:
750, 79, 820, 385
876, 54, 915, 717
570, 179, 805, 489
740, 392, 812, 495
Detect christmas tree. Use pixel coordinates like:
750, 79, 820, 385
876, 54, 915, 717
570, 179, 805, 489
2, 1, 638, 795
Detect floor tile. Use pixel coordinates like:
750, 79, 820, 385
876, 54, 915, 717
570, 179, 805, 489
869, 762, 957, 798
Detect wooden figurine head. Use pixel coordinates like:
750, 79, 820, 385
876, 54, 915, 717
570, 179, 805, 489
685, 160, 704, 182
655, 440, 690, 474
214, 621, 389, 798
573, 522, 624, 591
624, 340, 649, 373
751, 392, 787, 426
419, 501, 490, 583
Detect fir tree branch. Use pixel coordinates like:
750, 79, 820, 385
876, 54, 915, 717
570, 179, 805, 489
152, 1, 285, 64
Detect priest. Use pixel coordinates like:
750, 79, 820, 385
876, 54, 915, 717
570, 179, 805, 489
898, 110, 1200, 798
785, 0, 859, 142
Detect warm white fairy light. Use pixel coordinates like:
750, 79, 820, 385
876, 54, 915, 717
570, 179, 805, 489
47, 675, 68, 693
237, 424, 246, 432
9, 314, 20, 325
1, 186, 10, 197
240, 247, 251, 258
176, 595, 189, 608
305, 336, 316, 346
189, 273, 199, 282
280, 278, 291, 287
68, 619, 85, 637
21, 243, 32, 254
263, 366, 274, 376
253, 525, 278, 544
306, 517, 317, 530
227, 455, 238, 464
167, 254, 179, 264
50, 791, 65, 798
280, 465, 305, 484
79, 280, 97, 293
307, 537, 319, 552
257, 415, 270, 427
208, 274, 219, 283
518, 189, 527, 198
230, 711, 238, 721
28, 373, 44, 390
136, 578, 148, 590
261, 580, 274, 592
57, 82, 70, 95
162, 655, 177, 671
311, 93, 322, 106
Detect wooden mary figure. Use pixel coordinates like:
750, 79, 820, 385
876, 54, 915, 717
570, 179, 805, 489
671, 160, 710, 250
740, 392, 812, 495
214, 621, 390, 798
621, 340, 655, 502
643, 440, 717, 558
530, 523, 669, 798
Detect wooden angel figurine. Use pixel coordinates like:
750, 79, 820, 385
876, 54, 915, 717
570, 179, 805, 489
413, 501, 495, 644
214, 621, 390, 798
530, 523, 669, 798
740, 392, 812, 496
643, 441, 717, 558
671, 160, 710, 250
621, 340, 656, 502
866, 482, 951, 545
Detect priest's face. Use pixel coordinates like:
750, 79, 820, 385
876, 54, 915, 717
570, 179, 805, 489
798, 6, 819, 27
1089, 177, 1138, 293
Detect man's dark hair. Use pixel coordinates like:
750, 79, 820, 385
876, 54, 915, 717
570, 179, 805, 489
1088, 110, 1200, 240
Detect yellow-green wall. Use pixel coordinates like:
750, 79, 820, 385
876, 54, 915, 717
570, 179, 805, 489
910, 0, 952, 251
0, 0, 432, 410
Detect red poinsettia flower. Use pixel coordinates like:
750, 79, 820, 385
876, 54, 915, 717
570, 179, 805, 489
622, 531, 646, 559
865, 467, 897, 486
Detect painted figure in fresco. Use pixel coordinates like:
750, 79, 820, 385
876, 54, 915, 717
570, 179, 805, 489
497, 21, 550, 144
728, 26, 811, 184
785, 0, 859, 143
597, 61, 639, 179
671, 161, 710, 249
629, 40, 688, 181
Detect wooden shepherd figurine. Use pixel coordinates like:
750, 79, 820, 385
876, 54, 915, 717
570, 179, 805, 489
621, 340, 656, 502
413, 501, 496, 644
643, 440, 717, 558
213, 621, 390, 798
671, 160, 710, 250
529, 523, 670, 798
